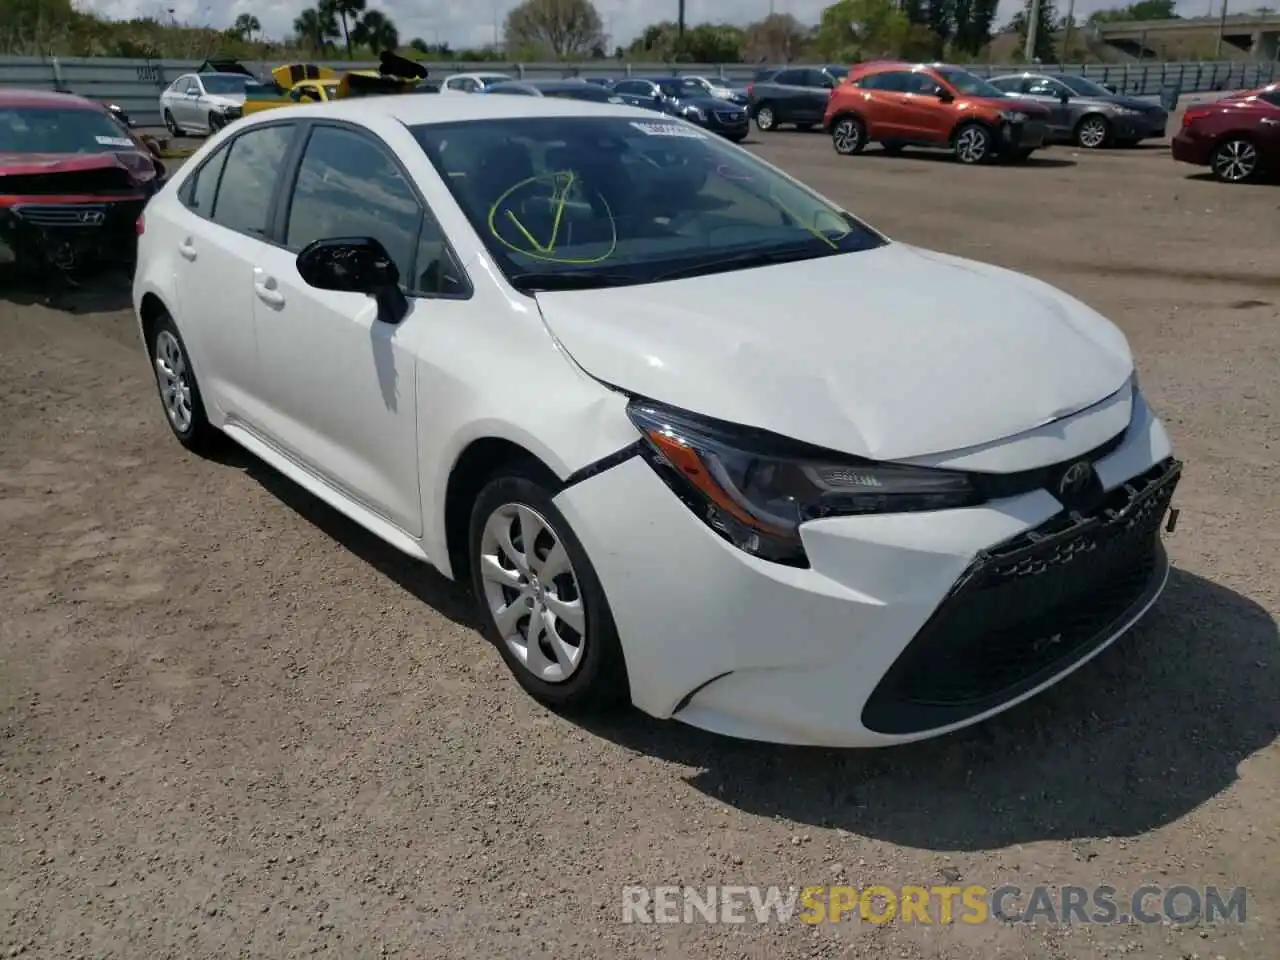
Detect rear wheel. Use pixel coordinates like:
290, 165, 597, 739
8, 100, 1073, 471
1075, 114, 1110, 149
469, 465, 629, 712
148, 311, 217, 453
831, 116, 866, 155
163, 109, 183, 137
953, 123, 993, 164
1210, 137, 1260, 183
754, 104, 777, 132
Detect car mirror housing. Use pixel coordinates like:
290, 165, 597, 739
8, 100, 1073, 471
296, 237, 409, 324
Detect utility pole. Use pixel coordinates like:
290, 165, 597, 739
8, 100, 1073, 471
1216, 0, 1229, 57
1024, 0, 1042, 61
1062, 0, 1075, 60
678, 0, 686, 37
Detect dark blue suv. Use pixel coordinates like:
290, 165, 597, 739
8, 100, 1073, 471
608, 76, 750, 142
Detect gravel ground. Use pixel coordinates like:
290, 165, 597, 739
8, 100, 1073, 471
1, 123, 1277, 960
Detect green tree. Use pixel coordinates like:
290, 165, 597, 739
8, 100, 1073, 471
293, 7, 339, 53
232, 12, 260, 41
353, 9, 398, 53
503, 0, 605, 58
628, 20, 743, 60
952, 0, 997, 54
321, 0, 367, 57
742, 13, 809, 62
1009, 0, 1058, 60
1087, 0, 1176, 22
409, 36, 429, 53
815, 0, 910, 60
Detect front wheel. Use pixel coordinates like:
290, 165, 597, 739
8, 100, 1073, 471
1211, 137, 1260, 183
163, 109, 184, 137
1075, 114, 1110, 149
953, 123, 993, 164
754, 104, 777, 132
208, 111, 225, 134
469, 465, 629, 712
831, 116, 866, 155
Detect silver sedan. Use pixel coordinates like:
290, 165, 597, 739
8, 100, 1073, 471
988, 72, 1169, 148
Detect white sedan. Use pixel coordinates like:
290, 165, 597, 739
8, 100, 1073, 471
438, 72, 513, 94
132, 94, 1182, 747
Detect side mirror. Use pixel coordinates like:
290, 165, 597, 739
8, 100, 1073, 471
296, 237, 409, 324
1103, 83, 1118, 94
937, 88, 954, 103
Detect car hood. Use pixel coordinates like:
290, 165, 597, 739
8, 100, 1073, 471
532, 243, 1133, 460
0, 149, 156, 181
675, 94, 737, 111
206, 92, 246, 106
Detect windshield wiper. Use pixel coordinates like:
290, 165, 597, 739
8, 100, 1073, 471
507, 271, 640, 292
654, 244, 842, 282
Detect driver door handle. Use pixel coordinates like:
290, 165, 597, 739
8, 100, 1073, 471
178, 238, 196, 261
253, 272, 286, 308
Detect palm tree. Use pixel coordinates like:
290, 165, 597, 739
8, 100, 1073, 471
320, 0, 367, 58
409, 36, 429, 54
233, 13, 261, 41
293, 8, 338, 53
353, 10, 399, 54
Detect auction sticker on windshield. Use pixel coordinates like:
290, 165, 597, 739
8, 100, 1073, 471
629, 121, 706, 139
96, 135, 135, 147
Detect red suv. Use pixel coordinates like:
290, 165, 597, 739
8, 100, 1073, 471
1172, 84, 1280, 183
824, 62, 1051, 164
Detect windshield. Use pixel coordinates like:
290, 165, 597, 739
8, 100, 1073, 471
0, 106, 138, 154
201, 75, 250, 95
1055, 74, 1114, 97
412, 117, 883, 289
934, 67, 1006, 99
658, 79, 710, 99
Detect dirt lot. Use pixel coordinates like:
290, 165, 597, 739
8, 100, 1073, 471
1, 127, 1277, 960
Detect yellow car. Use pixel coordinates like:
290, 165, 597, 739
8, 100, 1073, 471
241, 56, 430, 115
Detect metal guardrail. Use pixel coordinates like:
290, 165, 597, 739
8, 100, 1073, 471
0, 55, 1274, 127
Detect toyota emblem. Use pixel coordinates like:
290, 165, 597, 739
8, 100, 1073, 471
1057, 461, 1093, 499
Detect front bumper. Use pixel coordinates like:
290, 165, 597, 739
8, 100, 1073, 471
553, 390, 1177, 748
1113, 110, 1168, 141
1002, 119, 1047, 150
693, 109, 750, 139
0, 197, 146, 272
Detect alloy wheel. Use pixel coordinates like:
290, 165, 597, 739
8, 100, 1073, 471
955, 126, 989, 164
163, 110, 178, 136
153, 330, 193, 433
756, 106, 775, 131
478, 503, 587, 684
1078, 116, 1108, 148
1212, 139, 1257, 182
833, 119, 861, 154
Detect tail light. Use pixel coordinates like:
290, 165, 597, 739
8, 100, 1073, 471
746, 83, 754, 96
135, 214, 145, 235
1182, 107, 1210, 128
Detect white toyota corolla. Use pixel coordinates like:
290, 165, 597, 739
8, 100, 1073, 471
133, 94, 1182, 747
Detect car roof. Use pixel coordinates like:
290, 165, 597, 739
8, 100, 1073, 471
0, 88, 101, 109
238, 91, 647, 127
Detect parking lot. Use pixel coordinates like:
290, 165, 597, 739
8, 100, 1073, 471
1, 126, 1277, 960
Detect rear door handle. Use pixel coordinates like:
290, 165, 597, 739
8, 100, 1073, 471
253, 270, 286, 308
178, 238, 196, 261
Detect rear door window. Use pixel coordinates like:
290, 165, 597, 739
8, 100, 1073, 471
772, 70, 805, 86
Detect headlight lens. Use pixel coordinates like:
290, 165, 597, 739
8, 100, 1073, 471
1000, 110, 1029, 123
627, 401, 980, 566
683, 106, 706, 121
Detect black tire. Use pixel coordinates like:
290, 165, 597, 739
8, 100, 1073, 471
1074, 113, 1110, 149
880, 140, 905, 154
163, 109, 184, 137
1210, 137, 1261, 183
147, 310, 218, 453
831, 116, 866, 155
208, 111, 225, 134
953, 122, 993, 164
468, 464, 629, 713
754, 103, 777, 132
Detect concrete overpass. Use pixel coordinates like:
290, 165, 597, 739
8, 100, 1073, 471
1093, 13, 1280, 60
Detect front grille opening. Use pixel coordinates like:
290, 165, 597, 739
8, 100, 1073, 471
862, 458, 1179, 736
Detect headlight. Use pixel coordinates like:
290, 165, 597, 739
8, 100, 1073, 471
999, 110, 1029, 123
627, 401, 980, 566
683, 106, 706, 121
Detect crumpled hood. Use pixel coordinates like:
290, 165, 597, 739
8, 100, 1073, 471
0, 149, 156, 182
533, 243, 1133, 460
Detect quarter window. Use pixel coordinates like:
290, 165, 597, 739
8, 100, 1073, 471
210, 123, 296, 237
181, 142, 230, 216
283, 125, 465, 297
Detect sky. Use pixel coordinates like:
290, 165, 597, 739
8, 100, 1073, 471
78, 0, 1217, 52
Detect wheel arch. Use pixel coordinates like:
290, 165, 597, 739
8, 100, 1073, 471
828, 108, 865, 132
138, 291, 170, 350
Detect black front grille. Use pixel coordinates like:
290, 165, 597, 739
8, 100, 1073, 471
13, 203, 109, 227
714, 110, 747, 124
862, 457, 1180, 736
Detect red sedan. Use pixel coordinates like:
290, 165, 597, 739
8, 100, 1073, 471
0, 88, 166, 276
1171, 83, 1280, 183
